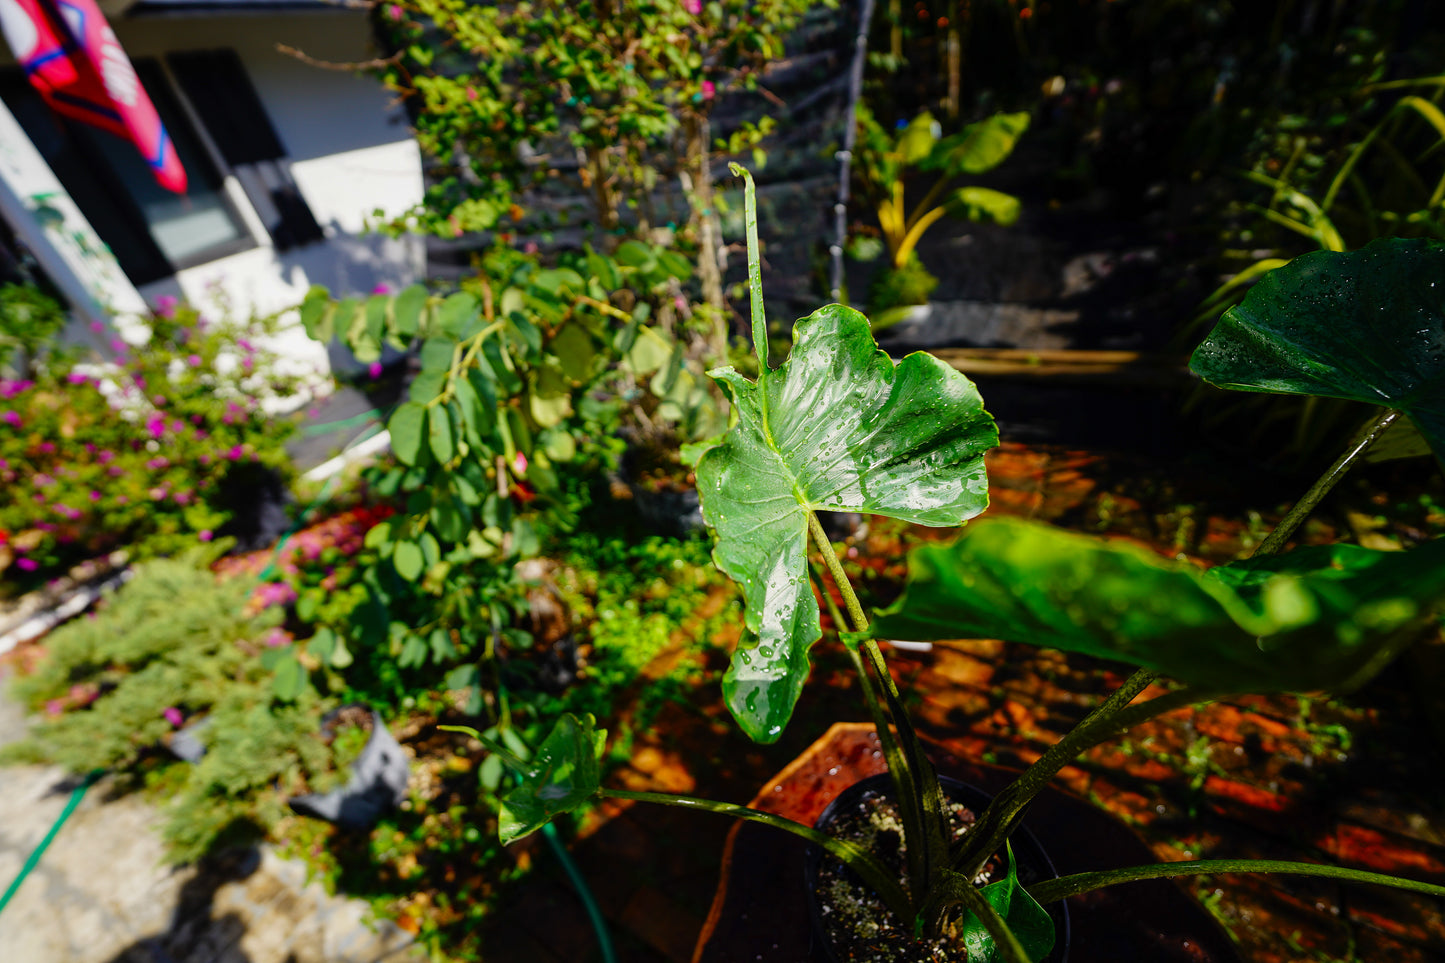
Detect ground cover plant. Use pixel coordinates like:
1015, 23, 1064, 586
475, 173, 1445, 960
0, 551, 346, 863
0, 299, 302, 592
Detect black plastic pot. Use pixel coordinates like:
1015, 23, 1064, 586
804, 773, 1071, 963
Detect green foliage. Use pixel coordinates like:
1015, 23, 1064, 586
698, 301, 996, 741
0, 300, 300, 590
371, 0, 822, 236
854, 104, 1029, 298
871, 517, 1445, 694
1, 555, 339, 862
867, 253, 940, 318
1190, 238, 1445, 461
495, 713, 605, 844
0, 282, 68, 377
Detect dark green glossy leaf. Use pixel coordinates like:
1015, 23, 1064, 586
872, 517, 1445, 693
921, 111, 1030, 175
1190, 238, 1445, 459
452, 373, 496, 448
388, 402, 428, 467
696, 304, 997, 742
498, 713, 606, 844
428, 403, 456, 464
483, 339, 523, 394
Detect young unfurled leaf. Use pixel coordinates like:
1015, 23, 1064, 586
871, 517, 1445, 694
498, 713, 606, 844
696, 304, 997, 742
1190, 238, 1445, 460
959, 846, 1055, 963
299, 285, 334, 343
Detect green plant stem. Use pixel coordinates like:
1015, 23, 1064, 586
1027, 858, 1445, 905
1073, 685, 1219, 750
807, 513, 953, 928
599, 788, 913, 921
1251, 407, 1400, 557
951, 667, 1159, 880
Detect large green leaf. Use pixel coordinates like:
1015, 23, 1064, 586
498, 713, 606, 844
696, 304, 997, 742
921, 111, 1030, 176
871, 517, 1445, 693
946, 187, 1022, 227
1189, 238, 1445, 459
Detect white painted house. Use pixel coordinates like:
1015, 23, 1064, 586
0, 0, 423, 376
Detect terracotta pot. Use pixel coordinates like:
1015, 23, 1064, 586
693, 723, 1240, 963
804, 772, 1071, 962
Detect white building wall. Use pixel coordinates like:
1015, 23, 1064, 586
0, 8, 424, 379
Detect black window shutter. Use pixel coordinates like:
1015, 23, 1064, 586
165, 50, 285, 165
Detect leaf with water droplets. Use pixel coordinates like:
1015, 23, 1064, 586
697, 304, 998, 742
872, 517, 1445, 693
498, 713, 606, 844
1190, 238, 1445, 460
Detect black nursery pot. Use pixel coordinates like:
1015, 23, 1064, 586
804, 773, 1071, 963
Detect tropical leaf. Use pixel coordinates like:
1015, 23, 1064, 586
922, 111, 1030, 176
945, 187, 1023, 226
871, 517, 1445, 693
696, 304, 997, 742
1190, 238, 1445, 460
498, 713, 606, 844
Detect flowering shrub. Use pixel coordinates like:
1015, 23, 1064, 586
0, 301, 302, 592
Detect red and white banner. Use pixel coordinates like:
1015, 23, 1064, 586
0, 0, 186, 193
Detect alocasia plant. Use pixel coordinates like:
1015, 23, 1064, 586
454, 189, 1445, 963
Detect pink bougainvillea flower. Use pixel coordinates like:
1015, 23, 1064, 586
38, 442, 54, 454
225, 444, 245, 460
110, 339, 128, 353
66, 371, 89, 385
368, 362, 383, 379
97, 449, 114, 464
263, 627, 290, 648
44, 699, 63, 716
154, 295, 178, 318
466, 87, 478, 101
146, 414, 167, 439
701, 80, 715, 100
2, 411, 20, 427
386, 3, 402, 20
89, 321, 105, 333
186, 354, 202, 367
372, 282, 394, 295
147, 457, 169, 470
685, 0, 700, 12
199, 529, 213, 542
152, 395, 167, 406
163, 707, 184, 727
17, 557, 38, 571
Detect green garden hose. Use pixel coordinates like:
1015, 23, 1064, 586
542, 821, 618, 963
0, 769, 103, 919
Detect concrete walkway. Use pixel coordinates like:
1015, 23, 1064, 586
0, 692, 427, 963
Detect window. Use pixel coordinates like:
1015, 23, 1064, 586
0, 48, 325, 287
0, 59, 255, 286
